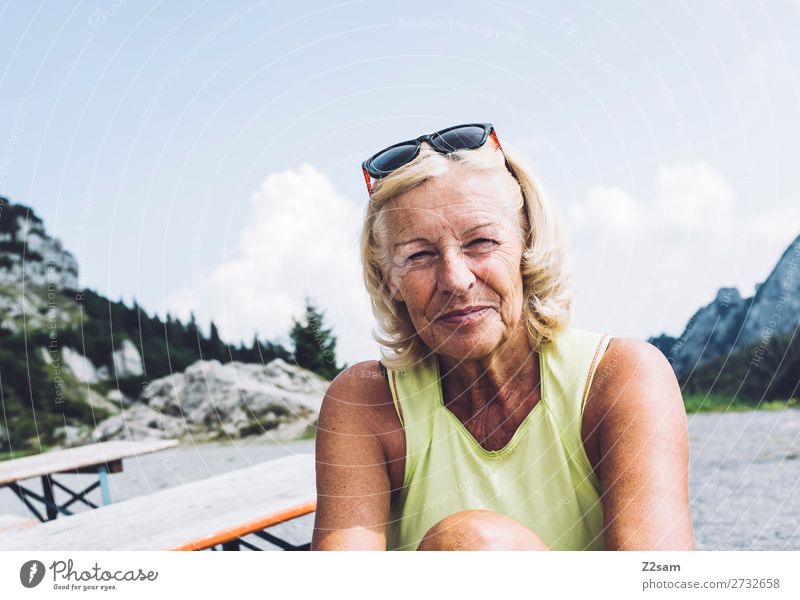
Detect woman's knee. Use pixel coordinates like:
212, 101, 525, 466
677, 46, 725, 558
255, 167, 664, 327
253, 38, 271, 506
417, 509, 549, 551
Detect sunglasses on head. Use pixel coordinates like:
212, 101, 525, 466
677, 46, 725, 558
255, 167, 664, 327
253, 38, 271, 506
361, 122, 508, 194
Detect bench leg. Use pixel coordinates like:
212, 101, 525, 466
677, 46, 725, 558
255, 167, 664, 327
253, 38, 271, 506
97, 465, 112, 505
41, 476, 58, 521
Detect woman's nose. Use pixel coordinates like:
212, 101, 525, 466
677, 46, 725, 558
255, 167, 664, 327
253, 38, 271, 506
437, 246, 476, 295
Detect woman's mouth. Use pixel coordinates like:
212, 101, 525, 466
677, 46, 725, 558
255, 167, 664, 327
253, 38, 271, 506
437, 306, 491, 325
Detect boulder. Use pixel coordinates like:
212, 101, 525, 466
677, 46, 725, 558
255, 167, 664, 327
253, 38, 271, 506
112, 339, 144, 378
90, 358, 329, 442
61, 347, 101, 384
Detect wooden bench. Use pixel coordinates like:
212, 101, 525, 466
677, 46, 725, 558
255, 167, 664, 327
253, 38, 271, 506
0, 453, 316, 551
0, 514, 38, 531
0, 440, 179, 521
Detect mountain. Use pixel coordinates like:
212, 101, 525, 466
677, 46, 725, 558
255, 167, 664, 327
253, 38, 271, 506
650, 234, 800, 403
0, 197, 323, 452
0, 200, 79, 292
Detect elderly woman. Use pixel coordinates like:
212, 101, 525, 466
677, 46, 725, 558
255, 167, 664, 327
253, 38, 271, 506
311, 123, 694, 551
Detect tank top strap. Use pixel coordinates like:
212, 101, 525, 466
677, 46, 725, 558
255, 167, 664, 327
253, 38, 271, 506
541, 327, 612, 492
383, 357, 439, 487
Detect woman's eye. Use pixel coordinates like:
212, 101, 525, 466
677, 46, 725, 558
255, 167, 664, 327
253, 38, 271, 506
467, 238, 497, 253
406, 250, 435, 263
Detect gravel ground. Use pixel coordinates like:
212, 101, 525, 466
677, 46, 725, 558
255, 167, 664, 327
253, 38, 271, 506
2, 408, 798, 550
688, 408, 800, 550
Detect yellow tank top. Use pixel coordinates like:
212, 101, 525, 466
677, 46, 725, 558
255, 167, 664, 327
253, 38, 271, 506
383, 327, 612, 550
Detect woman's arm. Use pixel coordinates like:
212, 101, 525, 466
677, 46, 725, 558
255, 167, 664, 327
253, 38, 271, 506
311, 362, 393, 550
589, 338, 695, 550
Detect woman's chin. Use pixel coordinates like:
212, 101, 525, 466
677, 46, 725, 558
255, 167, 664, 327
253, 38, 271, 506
430, 329, 502, 361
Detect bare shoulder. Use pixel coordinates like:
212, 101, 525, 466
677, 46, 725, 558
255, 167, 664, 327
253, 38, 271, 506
318, 360, 396, 435
583, 337, 685, 469
323, 360, 394, 408
590, 337, 680, 404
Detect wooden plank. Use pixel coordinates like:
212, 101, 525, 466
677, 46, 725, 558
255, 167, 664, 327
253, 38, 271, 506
75, 459, 123, 475
0, 514, 38, 531
0, 453, 316, 551
171, 500, 316, 551
0, 440, 178, 485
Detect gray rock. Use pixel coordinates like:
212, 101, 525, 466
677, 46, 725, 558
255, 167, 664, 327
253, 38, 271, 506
651, 234, 800, 379
736, 237, 800, 353
89, 403, 189, 442
112, 339, 144, 378
61, 346, 101, 384
106, 389, 133, 407
0, 202, 79, 290
90, 358, 328, 442
54, 424, 90, 446
84, 387, 122, 416
39, 347, 53, 364
0, 283, 76, 334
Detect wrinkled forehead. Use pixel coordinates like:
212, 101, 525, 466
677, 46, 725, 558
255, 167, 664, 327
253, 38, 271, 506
382, 168, 521, 240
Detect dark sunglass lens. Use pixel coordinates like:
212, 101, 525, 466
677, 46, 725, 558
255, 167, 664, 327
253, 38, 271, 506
432, 125, 488, 152
369, 143, 419, 176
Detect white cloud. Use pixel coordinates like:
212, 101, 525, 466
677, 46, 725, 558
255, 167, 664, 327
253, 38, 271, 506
569, 161, 734, 239
568, 185, 643, 233
653, 162, 734, 236
167, 164, 379, 364
566, 162, 798, 340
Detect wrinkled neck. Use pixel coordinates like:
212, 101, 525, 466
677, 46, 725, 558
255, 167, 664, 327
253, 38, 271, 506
438, 325, 539, 416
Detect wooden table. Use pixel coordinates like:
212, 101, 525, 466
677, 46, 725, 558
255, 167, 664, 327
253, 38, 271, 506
0, 453, 316, 551
0, 440, 178, 522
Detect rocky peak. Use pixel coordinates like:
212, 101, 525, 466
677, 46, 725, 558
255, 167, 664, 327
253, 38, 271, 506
0, 197, 79, 290
652, 234, 800, 379
737, 234, 800, 349
715, 286, 742, 305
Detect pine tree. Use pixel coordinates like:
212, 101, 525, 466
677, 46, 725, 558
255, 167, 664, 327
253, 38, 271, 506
165, 312, 184, 347
247, 334, 261, 362
185, 312, 201, 347
289, 297, 341, 380
205, 320, 228, 361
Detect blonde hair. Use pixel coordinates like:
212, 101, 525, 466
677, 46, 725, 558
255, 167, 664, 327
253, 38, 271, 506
359, 139, 573, 369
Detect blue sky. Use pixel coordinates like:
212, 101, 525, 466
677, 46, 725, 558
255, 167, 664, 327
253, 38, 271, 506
1, 0, 798, 363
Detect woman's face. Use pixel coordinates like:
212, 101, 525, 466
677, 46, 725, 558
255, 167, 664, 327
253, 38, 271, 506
384, 165, 527, 361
